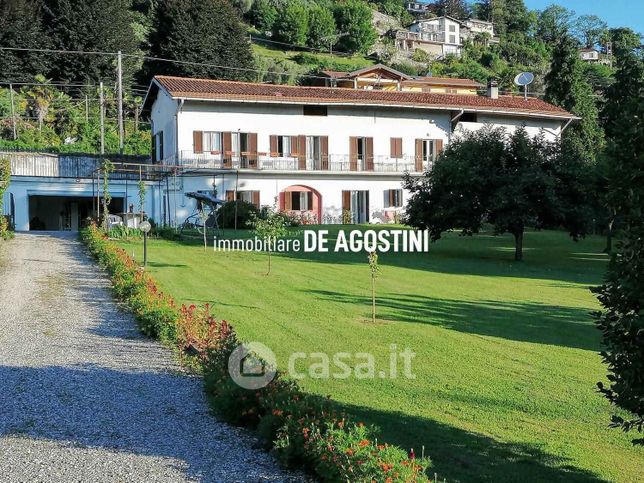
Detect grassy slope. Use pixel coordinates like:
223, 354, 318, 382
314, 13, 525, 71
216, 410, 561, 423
252, 44, 375, 71
119, 229, 643, 482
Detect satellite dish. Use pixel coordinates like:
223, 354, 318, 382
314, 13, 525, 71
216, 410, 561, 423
514, 72, 534, 99
514, 72, 534, 86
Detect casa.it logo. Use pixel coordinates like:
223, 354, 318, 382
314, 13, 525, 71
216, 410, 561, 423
228, 342, 277, 389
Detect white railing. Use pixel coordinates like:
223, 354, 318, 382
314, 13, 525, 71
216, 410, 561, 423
175, 151, 422, 173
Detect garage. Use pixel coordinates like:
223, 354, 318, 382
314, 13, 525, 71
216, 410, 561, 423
28, 195, 124, 231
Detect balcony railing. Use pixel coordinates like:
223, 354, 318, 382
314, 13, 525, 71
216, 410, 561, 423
174, 151, 422, 173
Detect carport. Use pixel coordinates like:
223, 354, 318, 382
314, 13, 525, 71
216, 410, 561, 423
28, 195, 124, 231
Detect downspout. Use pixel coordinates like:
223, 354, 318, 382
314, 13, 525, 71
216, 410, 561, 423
449, 109, 465, 141
176, 98, 184, 165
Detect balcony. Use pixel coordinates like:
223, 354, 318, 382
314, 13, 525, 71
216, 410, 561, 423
174, 151, 423, 174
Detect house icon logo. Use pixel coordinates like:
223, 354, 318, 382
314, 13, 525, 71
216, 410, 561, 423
227, 342, 277, 389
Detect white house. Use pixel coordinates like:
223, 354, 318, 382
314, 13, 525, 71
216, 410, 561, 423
132, 76, 575, 228
1, 78, 575, 231
406, 16, 464, 57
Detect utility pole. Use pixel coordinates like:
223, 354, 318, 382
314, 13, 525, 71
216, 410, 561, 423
8, 83, 17, 140
99, 81, 105, 155
117, 50, 124, 154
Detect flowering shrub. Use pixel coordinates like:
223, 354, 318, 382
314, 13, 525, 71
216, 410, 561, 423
81, 222, 431, 482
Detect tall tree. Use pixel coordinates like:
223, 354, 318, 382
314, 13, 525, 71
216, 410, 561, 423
146, 0, 254, 81
545, 34, 604, 164
574, 15, 607, 48
273, 0, 309, 47
0, 0, 50, 82
307, 4, 337, 50
593, 40, 644, 445
42, 0, 139, 83
536, 4, 575, 44
403, 127, 591, 261
333, 0, 377, 55
433, 0, 470, 19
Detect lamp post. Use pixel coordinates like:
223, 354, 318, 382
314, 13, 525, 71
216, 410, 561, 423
139, 220, 151, 267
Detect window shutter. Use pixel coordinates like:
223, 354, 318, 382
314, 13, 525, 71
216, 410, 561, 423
365, 137, 374, 171
270, 135, 278, 156
226, 190, 235, 202
349, 137, 358, 171
435, 139, 444, 158
384, 190, 389, 208
342, 190, 351, 212
390, 137, 402, 158
320, 136, 329, 169
159, 132, 164, 160
290, 136, 299, 155
249, 133, 258, 168
252, 191, 260, 207
284, 191, 292, 210
223, 132, 232, 168
307, 191, 313, 210
415, 139, 423, 172
193, 131, 203, 153
151, 132, 157, 163
298, 135, 306, 169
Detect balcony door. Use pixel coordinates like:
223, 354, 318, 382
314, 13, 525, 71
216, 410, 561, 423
342, 190, 369, 224
349, 137, 374, 171
231, 132, 258, 168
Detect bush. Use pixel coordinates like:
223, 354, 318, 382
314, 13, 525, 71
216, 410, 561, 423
217, 200, 259, 229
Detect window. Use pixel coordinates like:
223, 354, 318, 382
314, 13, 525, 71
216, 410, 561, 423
303, 105, 327, 116
290, 191, 313, 211
460, 112, 478, 122
449, 34, 456, 44
277, 136, 291, 156
203, 131, 221, 152
154, 131, 164, 161
449, 25, 456, 32
384, 189, 403, 208
226, 190, 260, 208
232, 132, 250, 155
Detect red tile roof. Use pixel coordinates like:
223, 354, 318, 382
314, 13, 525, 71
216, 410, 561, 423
402, 76, 484, 88
151, 75, 573, 118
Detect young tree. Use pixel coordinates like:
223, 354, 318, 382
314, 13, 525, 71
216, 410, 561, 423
250, 208, 287, 275
0, 0, 50, 82
273, 0, 309, 46
147, 0, 254, 81
367, 251, 380, 324
574, 15, 607, 48
248, 0, 279, 33
403, 127, 592, 261
101, 159, 114, 231
333, 0, 377, 54
43, 0, 139, 83
307, 4, 337, 50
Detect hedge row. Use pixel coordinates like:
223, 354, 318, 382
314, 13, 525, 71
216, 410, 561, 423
81, 223, 431, 482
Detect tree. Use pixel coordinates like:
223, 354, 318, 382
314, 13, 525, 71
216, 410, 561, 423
433, 0, 470, 19
0, 0, 50, 82
403, 127, 591, 261
146, 0, 254, 81
367, 251, 380, 324
536, 4, 575, 44
21, 75, 57, 132
0, 157, 11, 238
248, 0, 278, 32
43, 0, 139, 83
574, 14, 607, 48
545, 34, 604, 164
250, 208, 288, 275
333, 0, 377, 54
307, 4, 337, 50
273, 0, 309, 47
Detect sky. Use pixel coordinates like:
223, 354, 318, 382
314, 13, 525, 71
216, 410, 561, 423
523, 0, 644, 34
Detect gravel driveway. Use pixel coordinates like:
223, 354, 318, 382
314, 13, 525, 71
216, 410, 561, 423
0, 232, 302, 483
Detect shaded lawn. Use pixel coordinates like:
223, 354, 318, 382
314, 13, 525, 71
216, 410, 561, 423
118, 228, 643, 482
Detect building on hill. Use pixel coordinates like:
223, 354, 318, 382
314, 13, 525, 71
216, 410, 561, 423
579, 48, 612, 65
1, 77, 575, 231
316, 64, 483, 95
394, 16, 498, 58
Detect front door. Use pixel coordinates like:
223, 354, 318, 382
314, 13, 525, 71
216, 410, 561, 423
342, 190, 369, 223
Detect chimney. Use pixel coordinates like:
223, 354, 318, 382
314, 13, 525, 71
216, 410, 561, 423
487, 78, 498, 99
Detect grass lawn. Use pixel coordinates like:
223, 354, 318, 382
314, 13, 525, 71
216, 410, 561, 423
118, 228, 643, 482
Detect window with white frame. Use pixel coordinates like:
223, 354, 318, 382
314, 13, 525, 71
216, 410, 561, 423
278, 136, 291, 156
384, 189, 403, 208
203, 131, 221, 152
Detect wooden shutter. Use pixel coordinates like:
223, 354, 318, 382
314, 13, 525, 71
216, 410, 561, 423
158, 132, 164, 160
290, 136, 299, 156
342, 190, 351, 212
298, 135, 306, 170
349, 137, 358, 171
284, 191, 292, 210
249, 132, 258, 168
151, 132, 157, 163
415, 138, 423, 172
390, 137, 402, 158
270, 135, 278, 156
226, 190, 235, 202
193, 131, 203, 153
252, 191, 260, 208
320, 136, 329, 169
365, 137, 374, 171
223, 132, 232, 167
307, 191, 313, 210
435, 139, 444, 159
